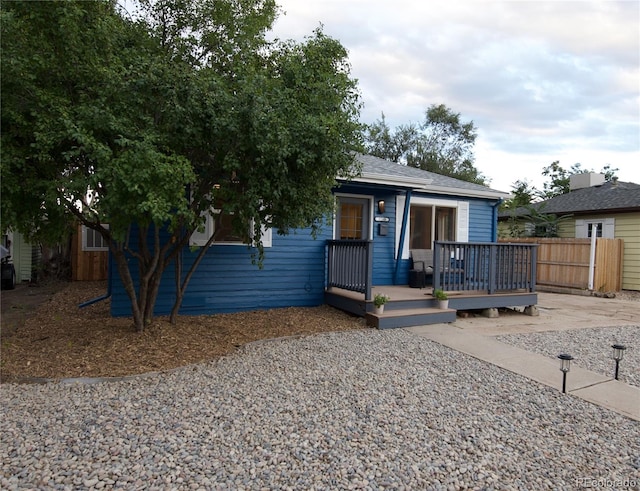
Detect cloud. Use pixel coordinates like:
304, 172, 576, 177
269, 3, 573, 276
270, 0, 640, 190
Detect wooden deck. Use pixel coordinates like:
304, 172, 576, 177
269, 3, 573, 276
325, 285, 538, 329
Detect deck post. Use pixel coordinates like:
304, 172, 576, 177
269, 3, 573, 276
365, 240, 373, 301
530, 244, 538, 292
488, 244, 497, 294
393, 190, 412, 285
433, 241, 442, 291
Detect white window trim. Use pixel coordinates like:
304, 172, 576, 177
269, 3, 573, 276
82, 224, 109, 252
189, 210, 272, 248
395, 196, 469, 260
575, 218, 615, 239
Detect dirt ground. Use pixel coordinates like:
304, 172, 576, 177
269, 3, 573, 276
0, 281, 366, 382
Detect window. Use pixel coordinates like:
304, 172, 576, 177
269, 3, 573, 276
409, 206, 432, 249
335, 196, 371, 240
213, 211, 245, 243
575, 219, 614, 239
588, 223, 603, 238
190, 211, 272, 247
339, 203, 364, 239
82, 225, 109, 251
396, 196, 469, 260
410, 205, 456, 249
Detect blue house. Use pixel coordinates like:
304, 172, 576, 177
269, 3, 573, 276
110, 154, 538, 328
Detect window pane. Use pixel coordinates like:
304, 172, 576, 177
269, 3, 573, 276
435, 207, 456, 241
410, 206, 432, 249
587, 223, 602, 238
340, 203, 364, 239
214, 213, 244, 242
87, 230, 95, 249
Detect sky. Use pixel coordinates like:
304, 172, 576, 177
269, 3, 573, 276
267, 0, 640, 193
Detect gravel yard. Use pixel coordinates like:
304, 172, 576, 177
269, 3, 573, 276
2, 329, 639, 490
497, 326, 640, 388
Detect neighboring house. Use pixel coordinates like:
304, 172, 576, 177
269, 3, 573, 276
499, 173, 640, 291
1, 230, 36, 285
110, 154, 538, 326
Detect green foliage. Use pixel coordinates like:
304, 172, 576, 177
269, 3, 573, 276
1, 0, 363, 330
501, 180, 537, 211
432, 288, 448, 300
364, 104, 487, 185
373, 293, 390, 307
539, 161, 619, 200
503, 203, 571, 239
502, 161, 619, 213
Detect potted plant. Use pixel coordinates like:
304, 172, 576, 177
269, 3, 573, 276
373, 293, 390, 314
433, 289, 449, 309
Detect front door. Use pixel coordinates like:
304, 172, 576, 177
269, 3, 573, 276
336, 197, 370, 240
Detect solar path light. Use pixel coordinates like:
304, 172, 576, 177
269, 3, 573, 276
611, 344, 627, 381
557, 353, 573, 394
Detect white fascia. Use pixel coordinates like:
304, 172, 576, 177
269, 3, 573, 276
424, 184, 510, 200
348, 172, 432, 190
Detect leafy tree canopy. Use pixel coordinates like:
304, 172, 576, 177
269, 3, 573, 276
501, 161, 619, 211
500, 161, 617, 238
364, 104, 487, 185
539, 161, 618, 200
1, 0, 363, 331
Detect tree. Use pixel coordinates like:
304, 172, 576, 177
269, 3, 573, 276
539, 161, 618, 200
502, 179, 537, 210
1, 0, 363, 332
364, 104, 487, 185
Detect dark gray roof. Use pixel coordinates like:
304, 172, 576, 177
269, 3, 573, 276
353, 153, 509, 198
501, 180, 640, 218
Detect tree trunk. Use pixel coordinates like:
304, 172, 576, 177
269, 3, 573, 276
110, 225, 168, 332
169, 229, 216, 324
169, 251, 183, 324
112, 250, 146, 332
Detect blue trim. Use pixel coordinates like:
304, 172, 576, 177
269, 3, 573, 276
393, 189, 411, 284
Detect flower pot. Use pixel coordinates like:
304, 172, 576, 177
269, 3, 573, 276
437, 299, 449, 309
374, 305, 384, 315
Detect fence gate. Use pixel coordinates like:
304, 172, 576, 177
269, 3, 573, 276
500, 238, 623, 292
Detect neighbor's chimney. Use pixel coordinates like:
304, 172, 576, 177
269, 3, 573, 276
569, 173, 606, 191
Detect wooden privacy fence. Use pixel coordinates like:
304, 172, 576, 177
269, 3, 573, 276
71, 225, 108, 281
500, 238, 623, 292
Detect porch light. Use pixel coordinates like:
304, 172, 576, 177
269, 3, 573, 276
377, 200, 385, 214
557, 353, 573, 394
611, 344, 627, 380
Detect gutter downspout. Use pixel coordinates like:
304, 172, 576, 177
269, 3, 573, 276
79, 251, 113, 308
393, 189, 412, 284
588, 230, 597, 290
491, 198, 504, 242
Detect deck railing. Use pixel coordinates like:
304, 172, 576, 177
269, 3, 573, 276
326, 240, 373, 300
433, 241, 538, 293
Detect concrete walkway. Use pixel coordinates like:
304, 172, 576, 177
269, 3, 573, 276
407, 292, 640, 421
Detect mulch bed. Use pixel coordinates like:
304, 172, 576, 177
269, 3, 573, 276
1, 281, 366, 381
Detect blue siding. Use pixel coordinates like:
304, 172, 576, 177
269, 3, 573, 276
372, 191, 398, 286
468, 198, 496, 242
110, 226, 332, 317
109, 186, 501, 317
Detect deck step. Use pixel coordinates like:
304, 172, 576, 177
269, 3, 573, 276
366, 307, 456, 329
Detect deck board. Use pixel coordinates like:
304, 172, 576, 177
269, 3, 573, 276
325, 285, 538, 329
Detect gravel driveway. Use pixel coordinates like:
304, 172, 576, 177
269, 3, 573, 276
1, 328, 638, 490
